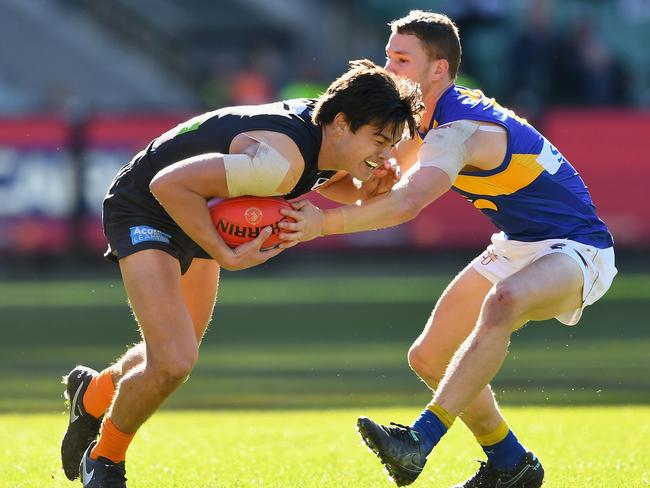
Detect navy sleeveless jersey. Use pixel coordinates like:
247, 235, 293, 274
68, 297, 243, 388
105, 98, 335, 217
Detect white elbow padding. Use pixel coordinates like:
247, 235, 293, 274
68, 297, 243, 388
223, 141, 291, 197
418, 120, 479, 182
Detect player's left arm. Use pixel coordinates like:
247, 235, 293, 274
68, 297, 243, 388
280, 120, 481, 241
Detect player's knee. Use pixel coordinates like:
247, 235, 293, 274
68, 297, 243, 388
407, 343, 426, 373
165, 350, 198, 380
150, 347, 198, 389
482, 283, 524, 328
407, 343, 444, 386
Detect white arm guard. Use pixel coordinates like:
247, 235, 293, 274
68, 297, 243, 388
418, 120, 480, 182
223, 141, 291, 197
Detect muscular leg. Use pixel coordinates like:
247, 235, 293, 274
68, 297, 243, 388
408, 263, 503, 436
358, 256, 579, 486
66, 254, 218, 474
180, 258, 220, 344
434, 253, 584, 416
106, 250, 199, 434
104, 258, 220, 388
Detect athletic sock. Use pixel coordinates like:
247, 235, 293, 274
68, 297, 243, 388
90, 417, 135, 463
411, 402, 455, 454
83, 369, 116, 419
476, 421, 526, 470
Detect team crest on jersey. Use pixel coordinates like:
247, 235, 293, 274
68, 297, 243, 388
129, 226, 171, 245
244, 207, 263, 226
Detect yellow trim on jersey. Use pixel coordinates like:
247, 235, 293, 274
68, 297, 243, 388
457, 88, 528, 125
475, 420, 510, 447
453, 154, 544, 196
473, 199, 498, 211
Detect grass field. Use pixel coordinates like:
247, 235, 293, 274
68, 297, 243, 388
1, 407, 649, 487
1, 273, 649, 412
1, 270, 649, 486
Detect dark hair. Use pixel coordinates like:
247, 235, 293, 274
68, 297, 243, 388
312, 59, 423, 142
389, 10, 461, 80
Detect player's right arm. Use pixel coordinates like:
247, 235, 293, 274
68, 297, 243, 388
393, 135, 422, 174
279, 120, 485, 242
298, 164, 452, 238
149, 132, 302, 270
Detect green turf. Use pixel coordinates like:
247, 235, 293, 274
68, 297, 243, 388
1, 273, 650, 307
1, 273, 649, 412
1, 407, 649, 487
1, 273, 649, 485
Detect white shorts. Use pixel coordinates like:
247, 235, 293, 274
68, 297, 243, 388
470, 232, 617, 326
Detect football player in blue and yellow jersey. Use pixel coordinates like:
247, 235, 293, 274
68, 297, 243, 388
281, 10, 616, 488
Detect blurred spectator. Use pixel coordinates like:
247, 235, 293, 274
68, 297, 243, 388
553, 18, 631, 106
201, 47, 282, 108
229, 68, 275, 105
228, 47, 282, 105
509, 0, 559, 120
509, 3, 631, 114
446, 0, 508, 82
279, 61, 328, 100
199, 51, 239, 109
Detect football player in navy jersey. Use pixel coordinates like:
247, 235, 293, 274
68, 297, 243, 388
281, 11, 616, 488
60, 60, 422, 487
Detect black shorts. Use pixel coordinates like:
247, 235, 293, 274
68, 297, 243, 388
102, 195, 211, 275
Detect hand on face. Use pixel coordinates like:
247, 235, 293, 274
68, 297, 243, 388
359, 157, 401, 198
277, 200, 324, 246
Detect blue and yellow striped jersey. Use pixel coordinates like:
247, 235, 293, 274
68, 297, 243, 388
427, 85, 613, 248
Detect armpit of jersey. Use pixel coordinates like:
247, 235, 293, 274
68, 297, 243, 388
223, 141, 291, 197
418, 120, 479, 182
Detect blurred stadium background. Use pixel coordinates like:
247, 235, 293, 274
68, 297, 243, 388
1, 0, 649, 424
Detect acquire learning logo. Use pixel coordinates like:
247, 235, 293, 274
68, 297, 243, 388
130, 226, 171, 245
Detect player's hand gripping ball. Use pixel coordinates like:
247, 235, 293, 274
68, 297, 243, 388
209, 196, 294, 249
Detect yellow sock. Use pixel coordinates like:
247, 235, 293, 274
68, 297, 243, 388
83, 369, 116, 419
426, 402, 456, 429
475, 420, 510, 446
90, 417, 135, 463
475, 420, 526, 470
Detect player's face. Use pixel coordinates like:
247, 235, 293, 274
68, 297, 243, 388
337, 123, 397, 181
385, 33, 436, 97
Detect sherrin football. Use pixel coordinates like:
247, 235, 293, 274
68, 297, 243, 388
208, 196, 293, 249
